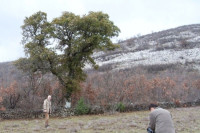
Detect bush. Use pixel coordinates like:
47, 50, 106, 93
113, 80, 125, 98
75, 98, 89, 115
116, 102, 125, 112
142, 64, 177, 73
135, 44, 149, 51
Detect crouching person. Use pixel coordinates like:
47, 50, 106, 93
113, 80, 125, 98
147, 104, 175, 133
43, 95, 52, 128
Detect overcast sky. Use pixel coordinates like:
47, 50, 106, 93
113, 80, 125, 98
1, 0, 200, 62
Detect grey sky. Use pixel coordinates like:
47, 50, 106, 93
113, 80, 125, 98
0, 0, 200, 62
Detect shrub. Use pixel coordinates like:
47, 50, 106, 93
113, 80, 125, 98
143, 64, 177, 73
116, 102, 125, 112
75, 97, 89, 115
180, 39, 189, 48
135, 44, 149, 51
154, 44, 178, 51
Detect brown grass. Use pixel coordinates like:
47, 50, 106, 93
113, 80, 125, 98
0, 106, 200, 133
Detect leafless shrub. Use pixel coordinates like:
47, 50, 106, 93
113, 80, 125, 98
135, 44, 150, 51
97, 64, 113, 72
178, 39, 196, 49
126, 37, 136, 47
157, 45, 178, 51
140, 64, 178, 73
180, 39, 189, 48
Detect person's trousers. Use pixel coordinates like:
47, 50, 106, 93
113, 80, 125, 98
45, 112, 49, 126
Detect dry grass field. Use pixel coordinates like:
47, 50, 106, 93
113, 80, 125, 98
0, 106, 200, 133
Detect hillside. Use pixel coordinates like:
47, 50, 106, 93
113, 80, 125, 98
0, 62, 23, 88
86, 24, 200, 71
1, 24, 200, 74
1, 24, 200, 111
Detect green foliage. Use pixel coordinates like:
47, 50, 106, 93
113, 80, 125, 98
116, 102, 125, 112
15, 11, 120, 100
75, 98, 89, 115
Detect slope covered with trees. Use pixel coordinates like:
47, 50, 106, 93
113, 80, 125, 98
1, 24, 200, 113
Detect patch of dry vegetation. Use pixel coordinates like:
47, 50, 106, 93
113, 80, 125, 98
0, 106, 200, 133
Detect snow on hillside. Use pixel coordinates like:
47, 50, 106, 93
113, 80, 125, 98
85, 24, 200, 71
95, 48, 200, 70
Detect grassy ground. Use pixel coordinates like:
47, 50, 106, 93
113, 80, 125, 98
0, 106, 200, 133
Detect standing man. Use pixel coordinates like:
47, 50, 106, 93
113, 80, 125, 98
43, 95, 52, 128
147, 104, 175, 133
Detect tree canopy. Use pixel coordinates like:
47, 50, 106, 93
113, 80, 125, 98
15, 11, 120, 99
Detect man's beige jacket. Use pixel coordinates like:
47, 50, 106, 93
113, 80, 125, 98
43, 99, 51, 113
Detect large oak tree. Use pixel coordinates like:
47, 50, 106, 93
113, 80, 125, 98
15, 11, 120, 100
